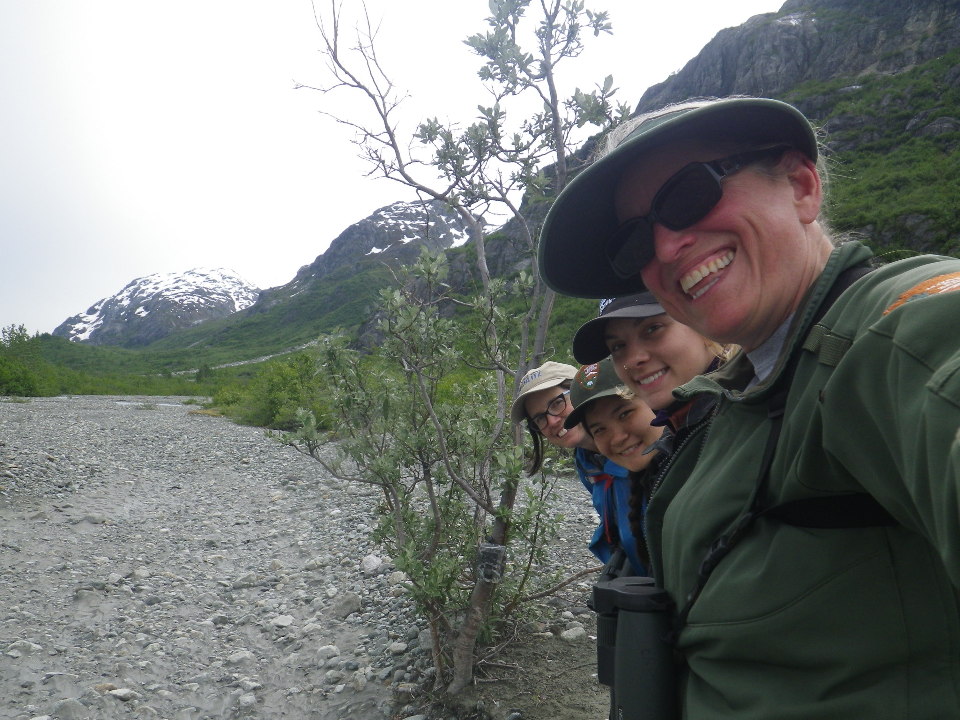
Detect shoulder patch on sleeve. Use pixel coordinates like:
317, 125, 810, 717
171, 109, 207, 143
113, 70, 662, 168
884, 272, 960, 315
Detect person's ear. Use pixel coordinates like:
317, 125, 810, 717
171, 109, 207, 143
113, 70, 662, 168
783, 151, 822, 224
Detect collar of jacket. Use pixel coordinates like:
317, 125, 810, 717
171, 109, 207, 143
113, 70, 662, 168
673, 240, 875, 404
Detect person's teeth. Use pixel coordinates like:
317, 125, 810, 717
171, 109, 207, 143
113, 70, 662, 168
639, 369, 666, 386
680, 251, 734, 296
680, 270, 701, 293
557, 428, 566, 437
690, 277, 719, 300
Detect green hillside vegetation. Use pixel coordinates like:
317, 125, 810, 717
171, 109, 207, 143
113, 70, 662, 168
5, 48, 960, 408
144, 262, 396, 363
0, 326, 217, 398
789, 48, 960, 256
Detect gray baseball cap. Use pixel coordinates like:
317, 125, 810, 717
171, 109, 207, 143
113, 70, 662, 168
572, 292, 664, 364
538, 97, 818, 299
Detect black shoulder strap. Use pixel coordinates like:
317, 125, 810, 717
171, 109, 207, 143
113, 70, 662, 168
814, 264, 874, 325
762, 494, 896, 528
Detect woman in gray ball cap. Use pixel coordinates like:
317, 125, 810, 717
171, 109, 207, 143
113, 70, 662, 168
538, 96, 960, 719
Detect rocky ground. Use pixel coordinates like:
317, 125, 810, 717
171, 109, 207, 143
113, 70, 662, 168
0, 396, 609, 720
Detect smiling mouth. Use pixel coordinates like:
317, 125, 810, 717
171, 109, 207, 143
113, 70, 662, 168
638, 368, 666, 386
680, 250, 735, 298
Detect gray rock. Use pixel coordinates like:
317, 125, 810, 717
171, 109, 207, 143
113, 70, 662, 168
50, 698, 88, 719
6, 639, 43, 656
332, 591, 362, 618
560, 626, 588, 642
108, 687, 140, 701
226, 649, 257, 666
361, 554, 383, 575
316, 644, 340, 660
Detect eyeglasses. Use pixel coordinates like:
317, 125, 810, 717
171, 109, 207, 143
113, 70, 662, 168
529, 390, 570, 432
605, 146, 789, 279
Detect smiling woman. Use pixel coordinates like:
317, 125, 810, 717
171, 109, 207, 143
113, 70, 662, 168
570, 291, 733, 411
563, 359, 660, 473
538, 95, 960, 719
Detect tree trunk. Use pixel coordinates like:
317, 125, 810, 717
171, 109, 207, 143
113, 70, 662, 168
446, 480, 516, 693
447, 573, 499, 693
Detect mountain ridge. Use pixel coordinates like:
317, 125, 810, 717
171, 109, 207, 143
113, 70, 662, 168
52, 268, 260, 348
47, 0, 960, 365
634, 0, 960, 114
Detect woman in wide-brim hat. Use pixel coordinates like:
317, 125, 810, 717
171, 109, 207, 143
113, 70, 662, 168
539, 95, 960, 719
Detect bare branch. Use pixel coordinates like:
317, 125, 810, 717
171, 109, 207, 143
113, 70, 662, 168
518, 565, 603, 603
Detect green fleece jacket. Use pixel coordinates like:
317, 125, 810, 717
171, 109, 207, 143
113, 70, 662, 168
646, 241, 960, 719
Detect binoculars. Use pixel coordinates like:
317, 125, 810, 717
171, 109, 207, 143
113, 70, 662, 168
593, 576, 676, 720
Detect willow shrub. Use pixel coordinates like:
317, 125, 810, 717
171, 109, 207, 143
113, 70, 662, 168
280, 250, 563, 684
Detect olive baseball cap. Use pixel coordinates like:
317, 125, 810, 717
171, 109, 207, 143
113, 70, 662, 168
572, 292, 664, 364
510, 361, 577, 425
563, 358, 629, 430
538, 97, 818, 299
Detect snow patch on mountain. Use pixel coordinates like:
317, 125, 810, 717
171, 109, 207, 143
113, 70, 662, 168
367, 201, 471, 249
54, 268, 260, 346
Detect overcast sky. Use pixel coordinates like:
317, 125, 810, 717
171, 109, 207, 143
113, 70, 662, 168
0, 0, 783, 335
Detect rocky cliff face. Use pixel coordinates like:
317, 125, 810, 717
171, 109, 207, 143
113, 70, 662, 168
635, 0, 960, 113
53, 268, 260, 347
252, 199, 474, 311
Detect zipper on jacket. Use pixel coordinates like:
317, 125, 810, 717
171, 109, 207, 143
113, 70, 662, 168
649, 400, 719, 499
644, 402, 719, 581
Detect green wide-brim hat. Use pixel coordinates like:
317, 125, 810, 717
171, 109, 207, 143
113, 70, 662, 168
538, 97, 818, 299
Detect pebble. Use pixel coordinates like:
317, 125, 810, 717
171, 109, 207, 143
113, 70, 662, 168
560, 626, 588, 642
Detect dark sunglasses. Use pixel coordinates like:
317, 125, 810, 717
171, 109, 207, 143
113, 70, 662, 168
605, 145, 790, 279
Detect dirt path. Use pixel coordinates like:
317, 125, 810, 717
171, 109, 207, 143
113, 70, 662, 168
0, 396, 608, 720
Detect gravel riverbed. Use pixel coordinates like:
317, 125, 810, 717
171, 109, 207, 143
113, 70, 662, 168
0, 396, 608, 720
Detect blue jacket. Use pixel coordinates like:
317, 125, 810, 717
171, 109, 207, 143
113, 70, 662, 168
573, 447, 646, 575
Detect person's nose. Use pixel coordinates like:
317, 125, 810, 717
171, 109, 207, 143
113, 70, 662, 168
543, 412, 564, 432
623, 341, 651, 368
652, 223, 698, 265
609, 423, 629, 449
